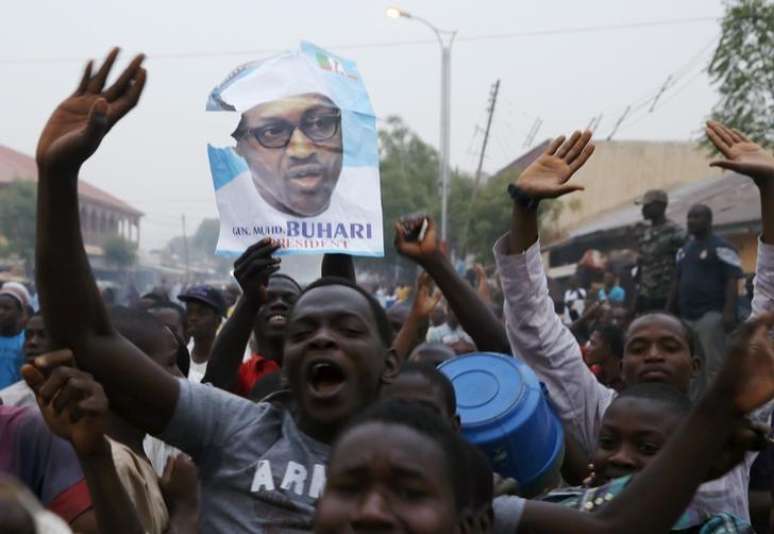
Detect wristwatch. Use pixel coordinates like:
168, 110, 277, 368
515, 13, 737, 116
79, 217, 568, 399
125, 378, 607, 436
507, 184, 540, 211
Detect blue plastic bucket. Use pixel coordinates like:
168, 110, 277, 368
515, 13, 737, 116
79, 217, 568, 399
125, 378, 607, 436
439, 352, 564, 496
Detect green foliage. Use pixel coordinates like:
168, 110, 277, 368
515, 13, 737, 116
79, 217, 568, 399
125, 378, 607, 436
706, 0, 774, 149
0, 182, 37, 271
103, 236, 137, 269
460, 168, 564, 262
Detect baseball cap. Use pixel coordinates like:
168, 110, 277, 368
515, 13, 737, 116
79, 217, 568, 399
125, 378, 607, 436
634, 189, 668, 206
0, 282, 31, 310
178, 285, 227, 316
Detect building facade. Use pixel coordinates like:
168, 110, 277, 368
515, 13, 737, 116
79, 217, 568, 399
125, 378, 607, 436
0, 145, 142, 253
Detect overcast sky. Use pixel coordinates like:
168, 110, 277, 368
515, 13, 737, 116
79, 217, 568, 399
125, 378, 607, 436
1, 0, 724, 251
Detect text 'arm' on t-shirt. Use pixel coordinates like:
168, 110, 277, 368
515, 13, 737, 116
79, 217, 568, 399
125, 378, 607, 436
494, 235, 615, 455
158, 378, 271, 474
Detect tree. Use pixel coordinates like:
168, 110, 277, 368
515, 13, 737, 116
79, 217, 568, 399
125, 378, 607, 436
706, 0, 774, 149
461, 168, 564, 262
103, 236, 137, 270
191, 218, 220, 255
0, 181, 37, 274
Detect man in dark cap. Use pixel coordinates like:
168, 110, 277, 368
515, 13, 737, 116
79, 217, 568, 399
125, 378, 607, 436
178, 285, 226, 382
634, 189, 686, 313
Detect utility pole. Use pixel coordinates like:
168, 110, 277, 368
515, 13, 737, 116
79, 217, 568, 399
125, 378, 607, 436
461, 79, 501, 254
586, 114, 603, 133
607, 105, 631, 141
523, 117, 542, 149
649, 75, 673, 112
181, 214, 190, 284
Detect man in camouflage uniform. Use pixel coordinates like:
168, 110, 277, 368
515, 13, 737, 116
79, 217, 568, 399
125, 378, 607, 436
634, 189, 686, 313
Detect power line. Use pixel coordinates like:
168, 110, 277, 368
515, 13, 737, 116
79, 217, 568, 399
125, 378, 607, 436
0, 16, 719, 65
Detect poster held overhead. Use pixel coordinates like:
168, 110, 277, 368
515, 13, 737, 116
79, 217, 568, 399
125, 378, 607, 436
207, 42, 384, 257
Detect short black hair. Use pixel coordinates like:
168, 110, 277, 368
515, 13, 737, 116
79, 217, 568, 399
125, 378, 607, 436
591, 324, 625, 360
463, 441, 494, 513
147, 302, 186, 323
270, 273, 302, 293
339, 399, 469, 510
627, 312, 697, 356
409, 342, 456, 367
296, 277, 394, 347
109, 306, 172, 358
614, 382, 692, 417
398, 361, 457, 416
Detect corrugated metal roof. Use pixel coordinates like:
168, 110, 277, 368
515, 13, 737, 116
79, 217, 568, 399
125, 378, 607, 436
0, 145, 143, 217
564, 172, 759, 239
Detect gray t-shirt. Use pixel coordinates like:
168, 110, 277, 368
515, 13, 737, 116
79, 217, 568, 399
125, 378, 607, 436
493, 495, 525, 533
159, 378, 329, 533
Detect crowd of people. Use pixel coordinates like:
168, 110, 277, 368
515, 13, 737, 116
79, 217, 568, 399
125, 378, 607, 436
1, 47, 774, 534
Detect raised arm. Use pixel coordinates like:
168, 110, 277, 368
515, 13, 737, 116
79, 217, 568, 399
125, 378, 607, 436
392, 271, 441, 362
706, 121, 774, 319
22, 350, 146, 534
203, 239, 279, 391
394, 217, 511, 354
495, 131, 614, 453
520, 313, 774, 534
35, 49, 177, 434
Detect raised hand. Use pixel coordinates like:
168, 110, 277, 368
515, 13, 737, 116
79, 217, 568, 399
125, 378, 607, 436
394, 216, 443, 266
21, 349, 110, 457
412, 271, 442, 318
715, 312, 774, 414
516, 130, 595, 199
36, 48, 147, 175
706, 121, 774, 186
232, 238, 282, 304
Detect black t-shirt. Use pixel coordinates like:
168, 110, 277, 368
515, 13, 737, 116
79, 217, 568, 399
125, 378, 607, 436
676, 234, 743, 320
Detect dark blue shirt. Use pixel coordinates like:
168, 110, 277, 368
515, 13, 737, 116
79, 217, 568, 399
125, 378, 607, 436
676, 234, 743, 320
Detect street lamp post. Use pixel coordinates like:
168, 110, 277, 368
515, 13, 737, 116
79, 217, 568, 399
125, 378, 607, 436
387, 7, 457, 244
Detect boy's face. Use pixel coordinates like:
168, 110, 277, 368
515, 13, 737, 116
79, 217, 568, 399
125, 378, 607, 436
0, 296, 23, 335
184, 301, 220, 339
253, 276, 300, 344
315, 422, 461, 534
23, 316, 51, 361
622, 315, 696, 392
283, 285, 398, 437
592, 397, 683, 483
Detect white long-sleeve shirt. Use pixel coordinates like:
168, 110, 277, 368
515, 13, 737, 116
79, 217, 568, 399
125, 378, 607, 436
494, 235, 774, 522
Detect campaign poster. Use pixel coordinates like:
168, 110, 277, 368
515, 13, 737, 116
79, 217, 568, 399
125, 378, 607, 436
206, 42, 384, 257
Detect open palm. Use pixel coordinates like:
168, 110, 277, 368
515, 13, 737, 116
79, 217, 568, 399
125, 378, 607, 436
706, 121, 774, 185
36, 48, 146, 175
517, 130, 595, 199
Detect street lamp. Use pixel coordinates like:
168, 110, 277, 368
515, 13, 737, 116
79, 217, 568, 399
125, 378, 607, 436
386, 6, 457, 245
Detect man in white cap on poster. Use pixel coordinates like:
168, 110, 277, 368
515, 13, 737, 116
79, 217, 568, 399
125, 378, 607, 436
0, 282, 31, 389
206, 42, 384, 257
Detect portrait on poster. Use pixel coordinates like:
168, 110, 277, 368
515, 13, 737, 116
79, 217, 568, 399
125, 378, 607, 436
206, 42, 384, 257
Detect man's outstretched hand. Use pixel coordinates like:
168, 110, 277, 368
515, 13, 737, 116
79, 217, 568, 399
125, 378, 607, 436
515, 130, 595, 200
22, 349, 110, 458
706, 121, 774, 187
412, 271, 442, 318
233, 238, 282, 304
36, 47, 146, 176
394, 216, 444, 266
